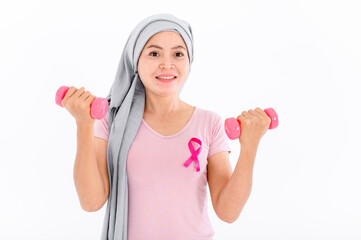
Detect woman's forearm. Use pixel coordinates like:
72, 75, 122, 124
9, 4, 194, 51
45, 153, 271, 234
73, 123, 107, 212
216, 143, 258, 223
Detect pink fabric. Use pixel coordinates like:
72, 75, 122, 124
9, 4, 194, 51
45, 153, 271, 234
94, 106, 231, 239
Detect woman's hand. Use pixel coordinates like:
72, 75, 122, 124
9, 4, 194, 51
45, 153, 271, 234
236, 107, 272, 147
61, 86, 97, 126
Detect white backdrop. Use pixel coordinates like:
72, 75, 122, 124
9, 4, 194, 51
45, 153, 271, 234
1, 0, 360, 239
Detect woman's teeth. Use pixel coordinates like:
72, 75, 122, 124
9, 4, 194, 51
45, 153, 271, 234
156, 76, 176, 79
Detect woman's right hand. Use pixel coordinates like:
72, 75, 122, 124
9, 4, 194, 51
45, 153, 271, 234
61, 86, 97, 126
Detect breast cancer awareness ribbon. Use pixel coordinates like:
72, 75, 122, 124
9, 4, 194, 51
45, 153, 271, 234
183, 138, 202, 172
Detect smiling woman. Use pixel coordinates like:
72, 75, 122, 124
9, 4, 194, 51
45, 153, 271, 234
137, 31, 190, 111
72, 13, 233, 240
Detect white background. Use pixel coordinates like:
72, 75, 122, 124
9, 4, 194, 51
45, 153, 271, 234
1, 0, 360, 239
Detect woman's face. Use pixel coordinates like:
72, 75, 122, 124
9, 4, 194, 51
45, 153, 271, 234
137, 31, 189, 96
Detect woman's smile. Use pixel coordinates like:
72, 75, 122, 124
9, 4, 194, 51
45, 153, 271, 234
156, 75, 177, 83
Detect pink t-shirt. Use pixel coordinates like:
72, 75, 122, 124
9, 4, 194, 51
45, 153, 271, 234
94, 106, 231, 240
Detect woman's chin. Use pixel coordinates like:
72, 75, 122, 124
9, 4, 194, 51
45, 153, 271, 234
155, 87, 179, 96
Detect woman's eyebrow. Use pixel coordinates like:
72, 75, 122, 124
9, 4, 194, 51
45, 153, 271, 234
146, 45, 186, 50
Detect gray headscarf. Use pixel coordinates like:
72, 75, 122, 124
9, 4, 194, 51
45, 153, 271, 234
101, 13, 194, 240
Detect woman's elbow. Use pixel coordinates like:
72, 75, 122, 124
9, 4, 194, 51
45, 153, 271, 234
82, 198, 107, 212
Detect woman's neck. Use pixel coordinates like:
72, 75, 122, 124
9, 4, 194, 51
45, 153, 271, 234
144, 96, 187, 117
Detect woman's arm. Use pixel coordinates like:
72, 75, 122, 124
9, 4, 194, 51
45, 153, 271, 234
73, 123, 109, 212
212, 143, 257, 223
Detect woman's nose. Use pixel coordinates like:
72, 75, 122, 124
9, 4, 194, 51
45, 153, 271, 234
160, 56, 175, 69
160, 63, 175, 69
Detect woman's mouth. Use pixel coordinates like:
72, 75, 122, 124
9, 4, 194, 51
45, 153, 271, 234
155, 76, 177, 82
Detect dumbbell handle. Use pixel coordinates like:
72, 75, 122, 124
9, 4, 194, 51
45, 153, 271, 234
224, 108, 279, 140
55, 86, 108, 120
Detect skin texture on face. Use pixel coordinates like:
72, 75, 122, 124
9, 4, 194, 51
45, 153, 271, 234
137, 31, 190, 115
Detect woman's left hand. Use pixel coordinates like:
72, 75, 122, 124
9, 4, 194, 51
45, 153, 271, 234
236, 107, 272, 147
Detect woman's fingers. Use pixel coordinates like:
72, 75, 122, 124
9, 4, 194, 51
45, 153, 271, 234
236, 107, 271, 146
61, 86, 85, 107
61, 86, 76, 107
241, 110, 254, 119
84, 92, 97, 105
73, 87, 86, 100
80, 90, 91, 101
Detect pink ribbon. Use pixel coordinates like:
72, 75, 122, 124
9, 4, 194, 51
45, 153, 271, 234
184, 138, 202, 172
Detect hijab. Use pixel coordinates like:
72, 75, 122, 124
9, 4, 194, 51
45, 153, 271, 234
101, 13, 194, 240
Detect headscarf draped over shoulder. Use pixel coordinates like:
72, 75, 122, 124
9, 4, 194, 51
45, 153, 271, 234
101, 13, 194, 240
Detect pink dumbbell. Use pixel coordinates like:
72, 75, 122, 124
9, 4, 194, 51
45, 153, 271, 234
55, 86, 108, 120
224, 108, 279, 140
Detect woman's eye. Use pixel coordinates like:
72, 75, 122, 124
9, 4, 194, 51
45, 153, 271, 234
149, 52, 184, 57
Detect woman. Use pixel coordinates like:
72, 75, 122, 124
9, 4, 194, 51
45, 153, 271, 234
63, 13, 271, 240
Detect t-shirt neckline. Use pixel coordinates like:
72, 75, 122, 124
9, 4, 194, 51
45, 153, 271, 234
141, 106, 197, 139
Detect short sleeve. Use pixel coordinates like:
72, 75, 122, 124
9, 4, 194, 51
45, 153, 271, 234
94, 113, 109, 141
207, 113, 232, 158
